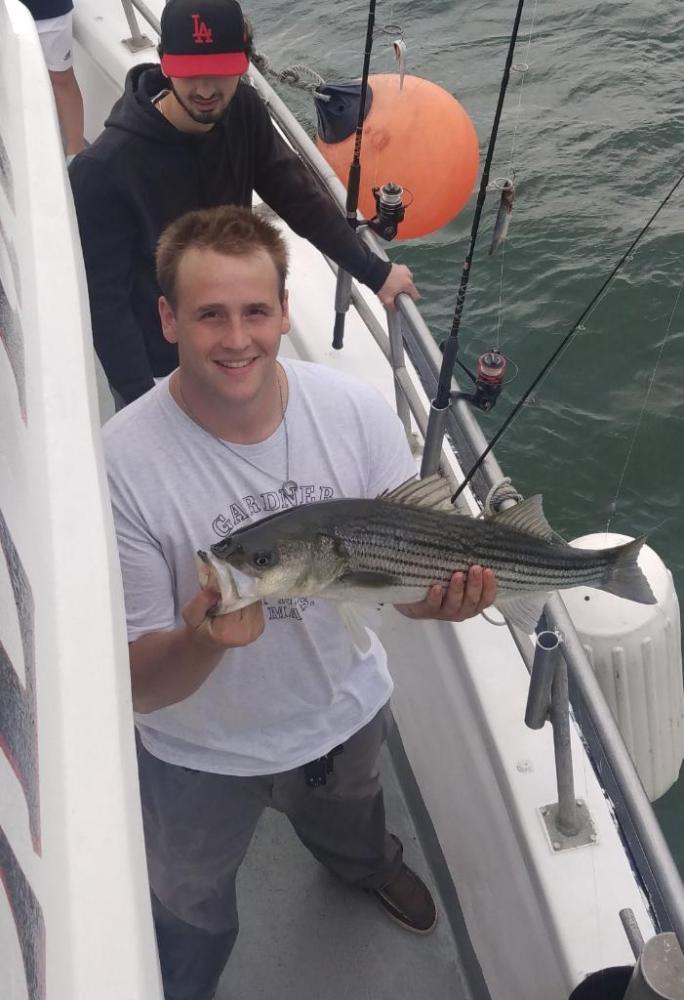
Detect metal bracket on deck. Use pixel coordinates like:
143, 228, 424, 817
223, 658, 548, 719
122, 34, 155, 52
120, 0, 156, 51
539, 798, 597, 853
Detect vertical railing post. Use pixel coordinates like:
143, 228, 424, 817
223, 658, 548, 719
420, 404, 449, 478
525, 629, 582, 841
386, 310, 412, 439
549, 648, 579, 837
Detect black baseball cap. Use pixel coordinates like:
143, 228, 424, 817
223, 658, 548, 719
160, 0, 249, 78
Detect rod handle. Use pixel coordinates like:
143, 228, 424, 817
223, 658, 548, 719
333, 313, 346, 350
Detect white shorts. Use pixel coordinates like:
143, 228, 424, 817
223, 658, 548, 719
36, 11, 73, 72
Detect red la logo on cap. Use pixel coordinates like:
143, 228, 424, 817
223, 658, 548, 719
191, 13, 213, 43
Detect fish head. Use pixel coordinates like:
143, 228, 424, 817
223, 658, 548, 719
209, 521, 343, 603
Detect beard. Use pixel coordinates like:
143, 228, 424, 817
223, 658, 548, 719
169, 83, 226, 125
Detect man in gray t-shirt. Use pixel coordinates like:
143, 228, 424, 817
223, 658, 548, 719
104, 204, 496, 998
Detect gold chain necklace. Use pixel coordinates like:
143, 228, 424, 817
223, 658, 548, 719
175, 373, 298, 500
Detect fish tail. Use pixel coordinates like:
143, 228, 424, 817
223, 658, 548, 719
600, 536, 656, 605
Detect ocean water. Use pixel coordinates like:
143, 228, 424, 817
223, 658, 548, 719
246, 0, 684, 865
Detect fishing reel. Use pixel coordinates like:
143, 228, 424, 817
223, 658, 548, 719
448, 348, 508, 412
356, 181, 406, 241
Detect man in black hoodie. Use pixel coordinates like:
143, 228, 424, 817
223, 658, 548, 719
69, 0, 418, 405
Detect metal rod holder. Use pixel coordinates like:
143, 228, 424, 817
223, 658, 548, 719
420, 402, 449, 478
526, 629, 580, 839
621, 908, 646, 961
525, 629, 559, 729
623, 932, 684, 999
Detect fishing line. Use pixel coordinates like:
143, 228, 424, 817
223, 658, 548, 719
420, 0, 530, 482
495, 0, 538, 350
429, 0, 529, 414
494, 204, 508, 351
506, 0, 538, 173
451, 169, 684, 504
605, 277, 683, 533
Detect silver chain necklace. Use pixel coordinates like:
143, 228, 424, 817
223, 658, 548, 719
175, 373, 298, 500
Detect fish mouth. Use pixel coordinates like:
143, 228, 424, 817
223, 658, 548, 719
211, 537, 239, 559
196, 550, 260, 613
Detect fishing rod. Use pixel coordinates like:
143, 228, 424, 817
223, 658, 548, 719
332, 0, 406, 349
420, 0, 528, 478
332, 0, 376, 350
451, 169, 684, 505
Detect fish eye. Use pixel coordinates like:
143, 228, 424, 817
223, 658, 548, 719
253, 551, 275, 568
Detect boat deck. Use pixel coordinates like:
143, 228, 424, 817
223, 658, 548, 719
218, 745, 475, 1000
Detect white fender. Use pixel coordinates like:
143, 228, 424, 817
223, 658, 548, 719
565, 533, 684, 801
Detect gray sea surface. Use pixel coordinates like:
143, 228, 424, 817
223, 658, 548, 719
246, 0, 683, 866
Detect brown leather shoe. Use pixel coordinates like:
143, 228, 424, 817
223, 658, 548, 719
370, 863, 437, 934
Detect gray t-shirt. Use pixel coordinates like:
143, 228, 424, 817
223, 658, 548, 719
104, 359, 417, 775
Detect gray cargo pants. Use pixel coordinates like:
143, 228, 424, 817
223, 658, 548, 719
136, 703, 402, 1000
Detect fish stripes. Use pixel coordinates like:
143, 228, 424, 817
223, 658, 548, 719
332, 506, 617, 594
205, 479, 657, 624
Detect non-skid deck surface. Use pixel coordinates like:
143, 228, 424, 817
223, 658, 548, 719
218, 747, 472, 1000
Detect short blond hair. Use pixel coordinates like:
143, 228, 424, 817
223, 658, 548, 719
156, 205, 289, 308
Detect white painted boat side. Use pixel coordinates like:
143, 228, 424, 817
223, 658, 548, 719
0, 1, 162, 996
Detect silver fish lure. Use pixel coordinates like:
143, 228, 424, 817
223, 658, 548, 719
489, 179, 515, 255
196, 476, 655, 632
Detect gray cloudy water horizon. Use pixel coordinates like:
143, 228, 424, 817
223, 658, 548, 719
246, 0, 683, 865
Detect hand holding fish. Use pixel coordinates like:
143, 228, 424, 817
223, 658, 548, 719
182, 587, 265, 649
395, 566, 497, 621
129, 590, 266, 714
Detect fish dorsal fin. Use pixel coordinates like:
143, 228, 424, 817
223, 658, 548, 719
379, 474, 456, 513
487, 495, 561, 543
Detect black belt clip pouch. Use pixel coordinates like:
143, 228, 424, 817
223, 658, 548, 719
303, 744, 345, 787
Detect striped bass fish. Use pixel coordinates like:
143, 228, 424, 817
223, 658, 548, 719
197, 476, 656, 633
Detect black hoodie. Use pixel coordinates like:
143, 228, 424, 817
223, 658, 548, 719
69, 66, 391, 403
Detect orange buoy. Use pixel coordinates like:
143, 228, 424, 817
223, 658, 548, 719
315, 74, 479, 240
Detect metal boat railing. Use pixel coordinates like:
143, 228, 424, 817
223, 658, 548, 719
116, 0, 684, 952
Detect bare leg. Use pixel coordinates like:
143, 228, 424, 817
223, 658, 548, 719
48, 68, 85, 156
